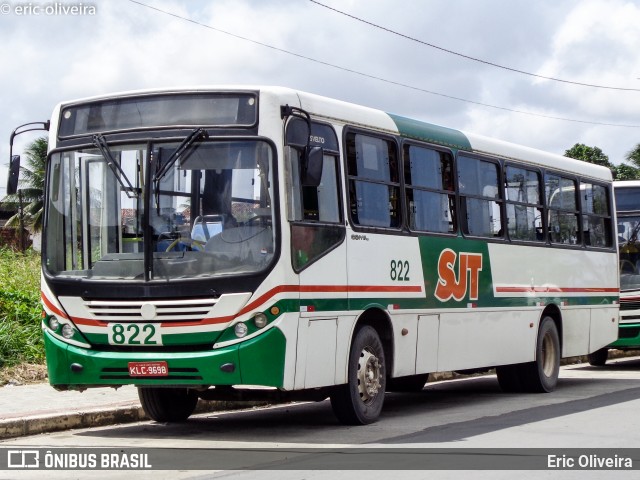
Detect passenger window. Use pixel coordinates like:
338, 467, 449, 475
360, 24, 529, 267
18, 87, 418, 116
504, 166, 543, 241
404, 145, 455, 234
346, 133, 400, 228
546, 174, 579, 245
581, 182, 612, 248
457, 155, 503, 237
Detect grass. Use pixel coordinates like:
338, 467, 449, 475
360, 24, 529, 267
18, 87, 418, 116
0, 248, 43, 370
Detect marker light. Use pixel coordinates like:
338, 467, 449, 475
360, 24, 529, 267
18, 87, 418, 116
254, 313, 268, 329
49, 316, 60, 331
234, 322, 248, 338
61, 324, 75, 339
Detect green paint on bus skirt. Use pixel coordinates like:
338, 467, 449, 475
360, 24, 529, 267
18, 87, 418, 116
44, 326, 286, 389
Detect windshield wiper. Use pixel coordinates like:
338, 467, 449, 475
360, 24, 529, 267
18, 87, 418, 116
93, 134, 138, 198
153, 128, 209, 185
152, 128, 209, 213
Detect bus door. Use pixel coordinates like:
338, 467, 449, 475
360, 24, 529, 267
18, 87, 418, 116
285, 119, 346, 389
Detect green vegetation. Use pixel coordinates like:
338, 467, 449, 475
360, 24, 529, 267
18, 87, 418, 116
0, 248, 43, 368
1, 137, 47, 232
564, 143, 640, 180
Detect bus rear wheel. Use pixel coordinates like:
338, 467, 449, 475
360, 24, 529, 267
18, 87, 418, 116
138, 387, 198, 422
330, 325, 386, 425
519, 316, 560, 393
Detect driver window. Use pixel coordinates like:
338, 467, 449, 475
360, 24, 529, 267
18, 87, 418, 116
287, 146, 344, 271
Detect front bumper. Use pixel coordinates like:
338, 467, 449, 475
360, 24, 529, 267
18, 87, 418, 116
44, 326, 286, 389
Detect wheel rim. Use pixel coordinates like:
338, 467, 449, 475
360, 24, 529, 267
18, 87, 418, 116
357, 347, 382, 403
541, 331, 558, 377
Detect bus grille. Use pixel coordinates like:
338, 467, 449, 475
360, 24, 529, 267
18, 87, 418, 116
83, 298, 217, 322
620, 300, 640, 312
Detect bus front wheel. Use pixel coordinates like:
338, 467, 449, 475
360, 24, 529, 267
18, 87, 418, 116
330, 325, 386, 425
138, 387, 198, 422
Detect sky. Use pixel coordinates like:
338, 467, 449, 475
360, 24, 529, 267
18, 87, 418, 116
2, 0, 640, 197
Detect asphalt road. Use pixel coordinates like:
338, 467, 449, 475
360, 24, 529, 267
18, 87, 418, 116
3, 357, 640, 479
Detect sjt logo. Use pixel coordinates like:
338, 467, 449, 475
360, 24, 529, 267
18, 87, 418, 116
434, 249, 483, 302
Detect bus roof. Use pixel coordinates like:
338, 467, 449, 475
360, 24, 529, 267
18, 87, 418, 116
51, 85, 613, 183
614, 180, 640, 188
293, 88, 612, 183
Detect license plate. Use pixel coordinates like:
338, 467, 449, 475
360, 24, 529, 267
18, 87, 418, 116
128, 361, 169, 377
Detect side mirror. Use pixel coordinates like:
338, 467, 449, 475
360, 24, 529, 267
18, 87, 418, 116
301, 146, 323, 187
7, 155, 20, 195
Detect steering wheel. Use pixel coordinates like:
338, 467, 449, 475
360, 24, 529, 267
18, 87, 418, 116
620, 259, 637, 274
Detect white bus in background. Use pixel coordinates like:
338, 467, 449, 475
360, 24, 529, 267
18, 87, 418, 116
10, 86, 618, 424
588, 180, 640, 365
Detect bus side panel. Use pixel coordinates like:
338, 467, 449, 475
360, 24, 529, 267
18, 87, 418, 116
276, 312, 301, 391
390, 313, 419, 377
561, 308, 591, 357
416, 315, 439, 373
590, 306, 618, 351
561, 307, 618, 357
298, 317, 338, 389
436, 310, 537, 372
295, 237, 348, 389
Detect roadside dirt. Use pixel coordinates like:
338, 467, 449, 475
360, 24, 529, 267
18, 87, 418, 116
0, 363, 47, 386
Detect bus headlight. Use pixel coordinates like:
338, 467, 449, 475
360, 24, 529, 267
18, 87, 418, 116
49, 316, 60, 331
254, 313, 268, 329
61, 324, 75, 339
234, 322, 248, 338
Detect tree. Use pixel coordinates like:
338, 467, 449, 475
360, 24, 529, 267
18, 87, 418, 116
564, 142, 640, 180
625, 143, 640, 169
564, 143, 613, 169
612, 163, 640, 181
1, 137, 47, 232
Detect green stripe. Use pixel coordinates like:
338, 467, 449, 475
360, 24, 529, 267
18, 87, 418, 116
388, 113, 472, 150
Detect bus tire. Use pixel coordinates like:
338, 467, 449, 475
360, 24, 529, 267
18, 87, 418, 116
519, 317, 560, 393
496, 364, 523, 393
588, 348, 609, 366
387, 374, 429, 392
330, 325, 386, 425
138, 387, 198, 422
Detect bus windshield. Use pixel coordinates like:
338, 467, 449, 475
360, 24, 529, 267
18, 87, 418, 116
44, 139, 275, 281
619, 214, 640, 291
615, 187, 640, 212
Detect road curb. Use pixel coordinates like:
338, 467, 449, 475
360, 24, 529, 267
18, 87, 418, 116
0, 405, 146, 440
0, 400, 272, 440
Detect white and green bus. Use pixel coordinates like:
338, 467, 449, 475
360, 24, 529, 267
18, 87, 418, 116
587, 180, 640, 365
16, 86, 619, 424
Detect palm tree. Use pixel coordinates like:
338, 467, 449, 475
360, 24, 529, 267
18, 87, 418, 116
2, 137, 47, 232
626, 143, 640, 169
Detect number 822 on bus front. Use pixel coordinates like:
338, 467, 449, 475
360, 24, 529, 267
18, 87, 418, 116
107, 323, 163, 346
